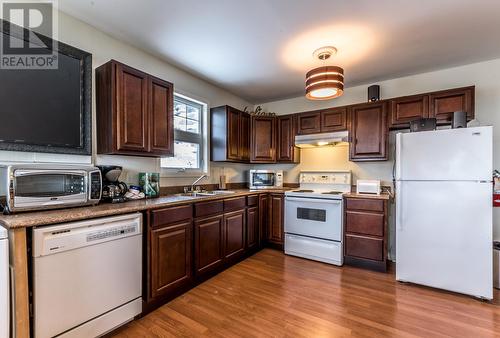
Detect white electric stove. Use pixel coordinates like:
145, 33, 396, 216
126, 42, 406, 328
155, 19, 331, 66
284, 171, 351, 266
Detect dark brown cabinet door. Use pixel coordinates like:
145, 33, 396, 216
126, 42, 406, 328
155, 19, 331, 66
224, 209, 246, 260
116, 63, 149, 152
321, 108, 347, 132
277, 115, 299, 163
389, 94, 429, 128
149, 76, 174, 155
194, 214, 224, 276
246, 206, 259, 250
150, 220, 192, 299
240, 112, 250, 161
349, 102, 388, 161
297, 112, 321, 135
251, 116, 276, 163
268, 193, 284, 245
227, 108, 241, 160
429, 86, 474, 124
259, 194, 269, 244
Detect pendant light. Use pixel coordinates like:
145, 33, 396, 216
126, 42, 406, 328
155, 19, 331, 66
305, 46, 344, 100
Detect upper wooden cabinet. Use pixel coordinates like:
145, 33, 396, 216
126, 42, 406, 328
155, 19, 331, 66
277, 115, 300, 163
250, 116, 276, 163
210, 105, 250, 162
321, 107, 348, 132
349, 102, 388, 162
389, 86, 474, 128
429, 86, 474, 124
389, 94, 429, 128
96, 60, 174, 157
296, 112, 321, 135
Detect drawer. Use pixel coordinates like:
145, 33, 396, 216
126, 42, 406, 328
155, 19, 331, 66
195, 200, 223, 218
151, 204, 192, 227
247, 194, 259, 206
345, 198, 384, 212
345, 211, 384, 237
345, 234, 383, 261
224, 196, 246, 211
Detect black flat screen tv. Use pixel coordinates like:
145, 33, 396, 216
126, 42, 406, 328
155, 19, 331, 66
0, 20, 92, 155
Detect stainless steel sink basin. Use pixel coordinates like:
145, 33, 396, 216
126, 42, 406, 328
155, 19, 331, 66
180, 190, 236, 197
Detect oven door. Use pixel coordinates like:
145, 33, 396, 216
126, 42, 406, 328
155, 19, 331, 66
13, 170, 88, 210
284, 196, 343, 241
250, 172, 276, 188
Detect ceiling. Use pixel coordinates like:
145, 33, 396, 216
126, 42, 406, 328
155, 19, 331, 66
60, 0, 500, 103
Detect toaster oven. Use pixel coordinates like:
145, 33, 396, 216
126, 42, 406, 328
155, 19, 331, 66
0, 164, 102, 214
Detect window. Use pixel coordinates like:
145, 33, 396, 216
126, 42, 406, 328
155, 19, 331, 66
161, 94, 206, 172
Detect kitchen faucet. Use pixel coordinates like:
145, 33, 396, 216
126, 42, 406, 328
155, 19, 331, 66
190, 174, 207, 192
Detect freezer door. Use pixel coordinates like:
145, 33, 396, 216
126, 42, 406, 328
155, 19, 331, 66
396, 126, 492, 181
396, 180, 493, 299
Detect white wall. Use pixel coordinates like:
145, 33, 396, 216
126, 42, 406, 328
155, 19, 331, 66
258, 58, 500, 242
0, 11, 254, 187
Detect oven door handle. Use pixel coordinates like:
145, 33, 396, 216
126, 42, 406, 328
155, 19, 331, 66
285, 196, 342, 204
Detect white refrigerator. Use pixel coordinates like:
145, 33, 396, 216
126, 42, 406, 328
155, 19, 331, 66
396, 126, 493, 300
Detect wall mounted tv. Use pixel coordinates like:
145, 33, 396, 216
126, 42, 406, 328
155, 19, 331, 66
0, 20, 92, 155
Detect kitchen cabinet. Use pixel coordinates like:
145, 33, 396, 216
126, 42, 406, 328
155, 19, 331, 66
321, 107, 348, 132
429, 86, 474, 124
349, 102, 388, 161
148, 205, 193, 301
259, 193, 270, 245
246, 205, 259, 250
344, 196, 388, 272
267, 193, 285, 248
250, 116, 276, 163
210, 105, 250, 162
296, 112, 321, 135
277, 115, 300, 163
194, 214, 224, 276
389, 94, 429, 128
96, 60, 174, 157
223, 209, 246, 261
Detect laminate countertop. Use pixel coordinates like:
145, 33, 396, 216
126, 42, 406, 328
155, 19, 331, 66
343, 192, 391, 200
0, 189, 290, 230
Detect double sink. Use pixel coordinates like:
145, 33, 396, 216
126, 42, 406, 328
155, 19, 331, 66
180, 190, 236, 197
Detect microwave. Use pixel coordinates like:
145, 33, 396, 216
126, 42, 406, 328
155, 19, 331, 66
248, 170, 283, 190
0, 164, 102, 214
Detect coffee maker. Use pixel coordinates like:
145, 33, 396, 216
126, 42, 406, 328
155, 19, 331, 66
97, 165, 128, 203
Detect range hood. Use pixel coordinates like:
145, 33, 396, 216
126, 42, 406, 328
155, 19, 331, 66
294, 131, 349, 148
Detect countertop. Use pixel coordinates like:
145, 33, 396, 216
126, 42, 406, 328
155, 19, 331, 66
343, 191, 391, 200
0, 189, 290, 229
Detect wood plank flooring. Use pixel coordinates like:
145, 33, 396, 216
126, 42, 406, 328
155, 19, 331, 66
111, 249, 500, 337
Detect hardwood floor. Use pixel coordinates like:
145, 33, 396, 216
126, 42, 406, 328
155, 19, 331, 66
111, 249, 500, 338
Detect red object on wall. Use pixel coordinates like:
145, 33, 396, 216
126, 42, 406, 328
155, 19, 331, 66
493, 193, 500, 207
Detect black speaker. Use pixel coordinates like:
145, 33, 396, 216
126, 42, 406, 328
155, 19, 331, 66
368, 85, 380, 102
451, 111, 467, 128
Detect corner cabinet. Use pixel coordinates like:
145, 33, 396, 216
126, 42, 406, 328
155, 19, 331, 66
210, 105, 250, 162
96, 60, 174, 157
349, 102, 388, 161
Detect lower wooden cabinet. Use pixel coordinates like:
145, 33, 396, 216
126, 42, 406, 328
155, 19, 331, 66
150, 220, 192, 299
246, 205, 259, 250
344, 196, 388, 272
267, 193, 285, 247
259, 193, 270, 245
224, 209, 246, 260
194, 214, 224, 276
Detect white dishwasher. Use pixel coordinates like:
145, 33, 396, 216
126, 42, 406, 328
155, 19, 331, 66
33, 213, 143, 338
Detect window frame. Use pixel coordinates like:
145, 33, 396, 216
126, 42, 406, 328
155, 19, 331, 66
160, 93, 208, 177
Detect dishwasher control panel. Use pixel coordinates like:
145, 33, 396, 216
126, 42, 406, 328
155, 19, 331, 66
32, 213, 142, 257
